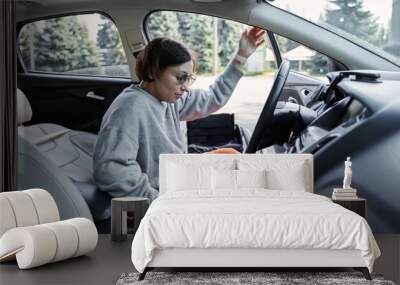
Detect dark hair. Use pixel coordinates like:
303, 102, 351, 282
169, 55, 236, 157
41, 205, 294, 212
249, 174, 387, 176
135, 37, 196, 82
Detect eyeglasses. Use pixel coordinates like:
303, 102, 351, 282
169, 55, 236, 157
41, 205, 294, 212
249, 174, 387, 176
175, 72, 196, 86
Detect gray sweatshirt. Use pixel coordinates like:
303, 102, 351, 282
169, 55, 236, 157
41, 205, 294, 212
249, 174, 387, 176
93, 63, 243, 201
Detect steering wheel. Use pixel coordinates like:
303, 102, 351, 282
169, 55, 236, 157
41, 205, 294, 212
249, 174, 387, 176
245, 60, 291, 153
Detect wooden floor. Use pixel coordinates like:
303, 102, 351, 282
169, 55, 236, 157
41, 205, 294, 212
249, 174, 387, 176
0, 234, 398, 285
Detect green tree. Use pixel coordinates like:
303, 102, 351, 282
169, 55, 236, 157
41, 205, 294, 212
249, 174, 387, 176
147, 11, 181, 40
310, 53, 329, 74
176, 12, 194, 43
184, 15, 213, 74
147, 11, 215, 74
310, 0, 389, 74
34, 17, 76, 72
71, 19, 101, 69
97, 17, 126, 66
19, 23, 39, 70
149, 11, 237, 74
34, 17, 100, 72
218, 19, 242, 66
326, 0, 383, 44
176, 12, 214, 73
373, 25, 389, 47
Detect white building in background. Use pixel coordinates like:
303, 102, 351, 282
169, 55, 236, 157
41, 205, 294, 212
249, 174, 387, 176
264, 47, 276, 69
283, 46, 316, 71
246, 50, 265, 73
244, 47, 277, 73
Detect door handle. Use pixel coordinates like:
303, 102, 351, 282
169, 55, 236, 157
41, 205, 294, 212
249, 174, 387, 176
86, 91, 104, 101
300, 88, 312, 97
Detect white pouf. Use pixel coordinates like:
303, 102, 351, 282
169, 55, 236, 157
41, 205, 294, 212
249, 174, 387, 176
0, 189, 98, 269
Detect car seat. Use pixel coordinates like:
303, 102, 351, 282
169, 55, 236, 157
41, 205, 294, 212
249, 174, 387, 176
17, 89, 111, 225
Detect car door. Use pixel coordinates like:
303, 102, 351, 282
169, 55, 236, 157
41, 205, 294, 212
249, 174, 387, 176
268, 33, 346, 107
144, 10, 278, 136
17, 13, 133, 134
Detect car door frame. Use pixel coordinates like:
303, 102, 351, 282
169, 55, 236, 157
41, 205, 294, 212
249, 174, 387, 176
0, 0, 18, 192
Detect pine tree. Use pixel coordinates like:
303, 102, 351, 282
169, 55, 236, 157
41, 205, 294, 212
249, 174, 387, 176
148, 11, 213, 74
218, 19, 242, 66
19, 23, 39, 70
310, 0, 390, 74
97, 16, 127, 66
185, 15, 214, 74
34, 18, 76, 72
177, 12, 208, 69
69, 18, 101, 69
176, 12, 194, 43
373, 26, 389, 47
310, 53, 329, 74
326, 0, 380, 43
34, 17, 100, 72
147, 11, 181, 40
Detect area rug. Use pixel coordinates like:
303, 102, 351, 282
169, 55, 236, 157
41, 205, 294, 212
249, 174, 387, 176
116, 271, 396, 285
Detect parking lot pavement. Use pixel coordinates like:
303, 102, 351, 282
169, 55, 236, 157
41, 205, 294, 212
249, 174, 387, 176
192, 75, 275, 133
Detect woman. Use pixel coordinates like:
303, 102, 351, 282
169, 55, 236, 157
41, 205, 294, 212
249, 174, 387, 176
93, 27, 265, 202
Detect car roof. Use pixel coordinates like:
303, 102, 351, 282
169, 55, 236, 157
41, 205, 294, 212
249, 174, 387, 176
16, 0, 400, 72
16, 0, 256, 22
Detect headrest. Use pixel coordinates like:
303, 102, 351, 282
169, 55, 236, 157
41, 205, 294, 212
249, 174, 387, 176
17, 88, 33, 126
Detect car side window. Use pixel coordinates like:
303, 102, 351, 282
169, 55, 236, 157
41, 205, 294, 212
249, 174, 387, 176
18, 13, 130, 77
147, 11, 250, 74
275, 34, 335, 80
146, 11, 275, 133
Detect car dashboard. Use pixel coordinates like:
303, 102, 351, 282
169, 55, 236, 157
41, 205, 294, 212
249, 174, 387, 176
288, 70, 400, 156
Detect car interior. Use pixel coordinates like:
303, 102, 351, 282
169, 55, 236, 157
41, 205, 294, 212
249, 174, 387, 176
1, 0, 399, 284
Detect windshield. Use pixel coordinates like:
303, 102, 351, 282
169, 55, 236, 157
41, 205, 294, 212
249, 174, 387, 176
267, 0, 400, 66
